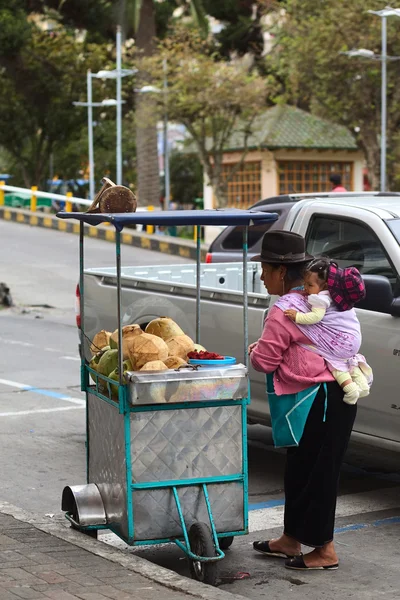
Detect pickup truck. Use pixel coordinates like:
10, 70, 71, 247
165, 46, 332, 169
81, 195, 400, 452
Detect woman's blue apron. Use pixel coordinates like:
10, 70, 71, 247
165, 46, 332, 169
266, 373, 327, 448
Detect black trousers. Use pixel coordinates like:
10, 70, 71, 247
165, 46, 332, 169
283, 381, 357, 548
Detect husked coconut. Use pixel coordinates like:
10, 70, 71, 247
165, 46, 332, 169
140, 360, 168, 371
193, 343, 206, 352
126, 332, 168, 370
110, 324, 143, 359
166, 334, 195, 359
145, 317, 184, 341
164, 356, 187, 369
90, 330, 112, 355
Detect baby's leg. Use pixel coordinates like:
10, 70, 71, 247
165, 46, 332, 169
351, 367, 370, 398
332, 370, 359, 405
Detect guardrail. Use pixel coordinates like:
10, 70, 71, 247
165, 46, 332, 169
0, 181, 92, 211
0, 181, 157, 233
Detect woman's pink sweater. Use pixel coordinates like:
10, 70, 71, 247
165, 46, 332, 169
250, 301, 334, 395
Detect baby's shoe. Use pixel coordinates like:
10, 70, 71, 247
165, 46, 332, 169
342, 382, 360, 405
352, 367, 370, 399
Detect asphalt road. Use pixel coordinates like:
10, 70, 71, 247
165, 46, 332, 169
1, 220, 400, 600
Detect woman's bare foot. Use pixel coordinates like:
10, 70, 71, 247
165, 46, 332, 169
302, 541, 338, 567
268, 534, 301, 556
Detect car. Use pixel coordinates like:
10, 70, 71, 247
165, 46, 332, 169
205, 191, 400, 263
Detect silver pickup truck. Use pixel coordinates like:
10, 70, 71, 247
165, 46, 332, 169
81, 195, 400, 452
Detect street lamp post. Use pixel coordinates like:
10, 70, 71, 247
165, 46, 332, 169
73, 90, 122, 200
343, 8, 400, 191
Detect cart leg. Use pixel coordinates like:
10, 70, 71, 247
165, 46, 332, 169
188, 522, 218, 586
218, 536, 234, 551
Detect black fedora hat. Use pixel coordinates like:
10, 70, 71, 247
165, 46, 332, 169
251, 230, 314, 264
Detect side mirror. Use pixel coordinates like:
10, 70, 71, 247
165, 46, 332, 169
390, 297, 400, 318
359, 275, 394, 315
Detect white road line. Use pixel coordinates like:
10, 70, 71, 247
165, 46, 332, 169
60, 356, 81, 361
0, 378, 85, 405
0, 337, 78, 358
249, 485, 400, 532
0, 406, 85, 417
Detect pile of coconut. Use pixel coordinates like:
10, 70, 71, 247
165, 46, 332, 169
88, 318, 205, 385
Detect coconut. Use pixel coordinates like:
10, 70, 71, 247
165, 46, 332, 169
89, 352, 103, 382
145, 317, 184, 341
140, 360, 169, 371
108, 359, 133, 398
90, 330, 112, 355
126, 332, 168, 370
164, 356, 187, 369
110, 324, 143, 358
166, 334, 195, 359
193, 343, 206, 352
97, 349, 119, 377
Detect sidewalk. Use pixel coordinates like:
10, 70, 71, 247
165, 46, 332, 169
0, 504, 245, 600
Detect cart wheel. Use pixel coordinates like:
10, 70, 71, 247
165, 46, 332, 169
219, 536, 234, 551
188, 522, 218, 586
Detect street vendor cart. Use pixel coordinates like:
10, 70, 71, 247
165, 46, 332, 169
58, 208, 277, 585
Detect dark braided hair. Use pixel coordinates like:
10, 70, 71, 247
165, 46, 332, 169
306, 257, 334, 284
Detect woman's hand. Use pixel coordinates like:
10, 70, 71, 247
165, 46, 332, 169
284, 309, 298, 322
248, 341, 258, 355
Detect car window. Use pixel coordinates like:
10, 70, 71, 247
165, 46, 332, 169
221, 222, 274, 250
221, 208, 287, 250
306, 216, 400, 294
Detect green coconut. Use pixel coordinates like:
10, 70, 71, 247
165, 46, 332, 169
97, 349, 119, 377
108, 359, 133, 397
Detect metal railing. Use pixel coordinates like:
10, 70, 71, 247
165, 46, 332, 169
0, 181, 157, 233
0, 182, 92, 211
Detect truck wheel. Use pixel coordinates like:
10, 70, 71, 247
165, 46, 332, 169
219, 536, 234, 550
188, 522, 218, 586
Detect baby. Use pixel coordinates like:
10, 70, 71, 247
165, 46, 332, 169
285, 258, 372, 405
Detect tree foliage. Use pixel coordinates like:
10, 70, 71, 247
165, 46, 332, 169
274, 0, 400, 189
140, 30, 272, 206
0, 16, 111, 186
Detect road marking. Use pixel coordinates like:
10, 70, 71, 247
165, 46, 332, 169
248, 485, 400, 532
0, 337, 78, 358
0, 406, 84, 417
0, 378, 85, 405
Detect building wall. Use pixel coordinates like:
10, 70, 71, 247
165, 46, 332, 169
203, 148, 365, 244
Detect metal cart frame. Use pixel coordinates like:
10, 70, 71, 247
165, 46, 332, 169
58, 208, 277, 585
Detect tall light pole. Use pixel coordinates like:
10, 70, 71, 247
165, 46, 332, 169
73, 93, 122, 200
162, 59, 170, 209
343, 8, 400, 191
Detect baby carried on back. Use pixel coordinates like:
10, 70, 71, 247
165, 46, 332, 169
278, 258, 373, 405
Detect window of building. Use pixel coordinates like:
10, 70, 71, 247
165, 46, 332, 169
216, 161, 262, 208
277, 161, 353, 194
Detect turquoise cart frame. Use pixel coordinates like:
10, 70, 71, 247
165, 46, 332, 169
58, 208, 278, 585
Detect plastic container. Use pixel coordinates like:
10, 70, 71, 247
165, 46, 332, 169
188, 356, 236, 367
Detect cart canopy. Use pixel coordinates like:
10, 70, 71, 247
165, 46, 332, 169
57, 209, 278, 231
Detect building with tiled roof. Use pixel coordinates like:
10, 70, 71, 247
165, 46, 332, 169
203, 105, 364, 211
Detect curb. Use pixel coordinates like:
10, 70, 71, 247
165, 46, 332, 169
0, 206, 208, 261
0, 501, 247, 600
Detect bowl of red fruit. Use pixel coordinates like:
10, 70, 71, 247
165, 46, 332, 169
187, 350, 236, 367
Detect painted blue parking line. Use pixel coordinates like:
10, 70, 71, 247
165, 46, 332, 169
249, 499, 285, 511
22, 386, 75, 400
334, 523, 368, 533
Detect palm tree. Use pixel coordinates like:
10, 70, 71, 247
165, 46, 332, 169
117, 0, 208, 207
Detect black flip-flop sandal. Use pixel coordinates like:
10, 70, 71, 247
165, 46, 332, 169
285, 555, 338, 571
253, 540, 296, 559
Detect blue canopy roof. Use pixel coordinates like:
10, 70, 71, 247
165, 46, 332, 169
57, 209, 278, 231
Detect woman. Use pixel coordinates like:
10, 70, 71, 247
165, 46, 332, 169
248, 230, 357, 571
